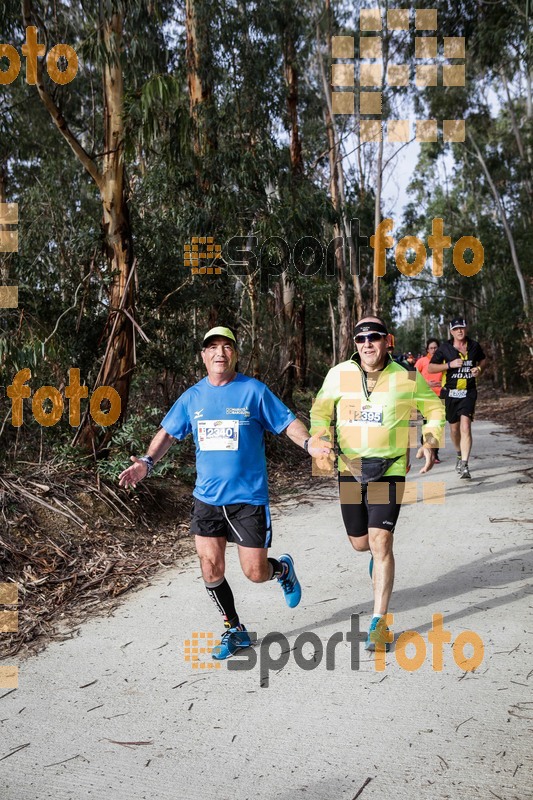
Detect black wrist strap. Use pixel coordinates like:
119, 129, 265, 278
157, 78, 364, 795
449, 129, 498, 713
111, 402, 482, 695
139, 455, 154, 477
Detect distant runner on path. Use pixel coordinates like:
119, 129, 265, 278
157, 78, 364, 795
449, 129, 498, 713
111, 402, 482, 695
416, 338, 444, 463
119, 326, 333, 660
427, 318, 486, 480
310, 316, 445, 652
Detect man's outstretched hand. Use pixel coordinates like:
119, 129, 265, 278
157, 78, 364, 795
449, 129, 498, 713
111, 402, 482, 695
118, 456, 149, 488
415, 445, 435, 474
308, 428, 335, 472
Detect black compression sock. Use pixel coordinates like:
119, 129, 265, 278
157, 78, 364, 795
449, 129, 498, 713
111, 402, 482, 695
268, 558, 285, 579
204, 577, 239, 629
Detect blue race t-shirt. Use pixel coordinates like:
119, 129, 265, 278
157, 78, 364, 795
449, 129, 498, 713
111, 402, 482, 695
160, 373, 296, 506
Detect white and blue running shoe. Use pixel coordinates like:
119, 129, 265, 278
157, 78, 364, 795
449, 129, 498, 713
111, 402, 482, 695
277, 554, 302, 608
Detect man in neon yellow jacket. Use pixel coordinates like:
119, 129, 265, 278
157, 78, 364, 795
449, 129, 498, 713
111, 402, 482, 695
311, 316, 445, 651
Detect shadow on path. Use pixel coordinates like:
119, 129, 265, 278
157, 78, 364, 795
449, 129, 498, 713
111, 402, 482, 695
283, 543, 533, 640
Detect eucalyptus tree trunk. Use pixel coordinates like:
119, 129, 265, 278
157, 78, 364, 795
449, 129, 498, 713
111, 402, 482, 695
371, 135, 384, 316
318, 0, 365, 358
98, 11, 135, 431
372, 6, 389, 316
0, 164, 8, 285
320, 0, 351, 361
246, 272, 260, 379
501, 74, 533, 210
275, 20, 307, 401
468, 133, 530, 320
185, 0, 216, 163
285, 30, 303, 180
22, 1, 134, 446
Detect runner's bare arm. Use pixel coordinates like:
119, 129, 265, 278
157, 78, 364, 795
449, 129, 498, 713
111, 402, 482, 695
427, 360, 454, 373
118, 428, 176, 487
471, 358, 487, 378
414, 374, 445, 469
284, 419, 334, 460
309, 371, 338, 435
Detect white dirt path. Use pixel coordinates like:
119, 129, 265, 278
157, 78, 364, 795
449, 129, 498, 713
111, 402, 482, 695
1, 420, 532, 800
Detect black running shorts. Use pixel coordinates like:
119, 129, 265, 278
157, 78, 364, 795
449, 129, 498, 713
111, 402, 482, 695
338, 474, 406, 538
190, 498, 272, 548
445, 394, 476, 424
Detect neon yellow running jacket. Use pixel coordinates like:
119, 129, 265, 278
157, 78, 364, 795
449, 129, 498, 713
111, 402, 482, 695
310, 356, 446, 477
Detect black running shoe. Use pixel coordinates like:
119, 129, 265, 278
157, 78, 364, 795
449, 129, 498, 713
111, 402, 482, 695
460, 463, 471, 480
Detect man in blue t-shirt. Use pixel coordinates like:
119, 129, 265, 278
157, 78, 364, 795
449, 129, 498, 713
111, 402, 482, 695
119, 326, 333, 660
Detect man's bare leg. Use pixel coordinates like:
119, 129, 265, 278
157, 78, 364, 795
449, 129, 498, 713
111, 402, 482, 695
368, 527, 394, 615
237, 546, 272, 582
450, 420, 461, 455
348, 528, 394, 615
195, 535, 226, 583
195, 534, 241, 629
459, 415, 472, 463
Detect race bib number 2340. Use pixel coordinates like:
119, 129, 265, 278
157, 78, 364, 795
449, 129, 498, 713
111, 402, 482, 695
198, 420, 239, 450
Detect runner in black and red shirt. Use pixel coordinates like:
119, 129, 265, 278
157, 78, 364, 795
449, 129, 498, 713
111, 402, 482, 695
427, 317, 487, 480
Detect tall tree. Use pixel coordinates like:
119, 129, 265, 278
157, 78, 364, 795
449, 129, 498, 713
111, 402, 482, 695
317, 0, 351, 361
20, 0, 168, 446
274, 2, 307, 401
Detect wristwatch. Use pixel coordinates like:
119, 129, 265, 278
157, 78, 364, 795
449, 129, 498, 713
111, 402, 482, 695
303, 438, 310, 454
138, 455, 154, 477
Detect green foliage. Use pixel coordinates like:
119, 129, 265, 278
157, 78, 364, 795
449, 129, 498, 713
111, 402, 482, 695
96, 406, 194, 483
1, 0, 530, 475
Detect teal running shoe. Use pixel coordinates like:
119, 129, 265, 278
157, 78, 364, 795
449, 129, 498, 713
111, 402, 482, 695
211, 626, 251, 660
365, 615, 392, 652
277, 554, 302, 608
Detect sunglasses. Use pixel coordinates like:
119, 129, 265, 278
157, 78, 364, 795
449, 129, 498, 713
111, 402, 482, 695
354, 332, 387, 344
